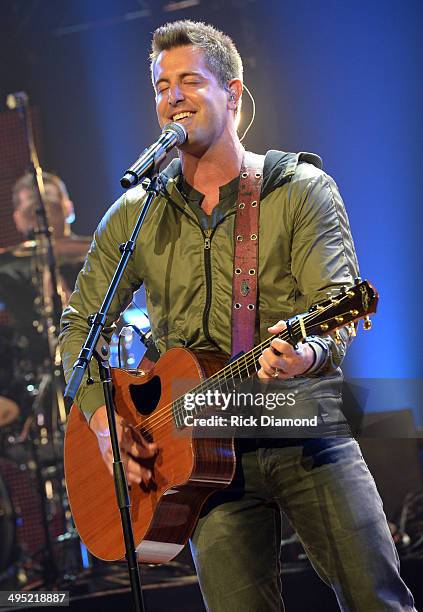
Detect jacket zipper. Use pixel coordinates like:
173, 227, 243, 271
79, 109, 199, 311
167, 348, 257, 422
201, 214, 235, 351
163, 188, 236, 350
204, 230, 212, 250
201, 227, 219, 349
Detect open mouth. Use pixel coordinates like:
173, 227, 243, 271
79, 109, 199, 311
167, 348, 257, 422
172, 111, 195, 123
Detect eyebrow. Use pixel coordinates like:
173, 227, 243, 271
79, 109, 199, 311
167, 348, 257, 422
155, 71, 204, 88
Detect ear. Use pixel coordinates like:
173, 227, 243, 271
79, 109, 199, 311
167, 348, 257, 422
12, 209, 25, 234
63, 198, 75, 224
227, 79, 243, 110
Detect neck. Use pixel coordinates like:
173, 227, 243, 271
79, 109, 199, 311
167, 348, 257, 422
180, 134, 245, 192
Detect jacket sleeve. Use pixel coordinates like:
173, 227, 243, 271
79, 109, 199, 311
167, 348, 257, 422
59, 195, 142, 423
289, 169, 360, 373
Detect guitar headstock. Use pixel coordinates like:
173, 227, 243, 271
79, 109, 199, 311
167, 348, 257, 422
301, 279, 379, 339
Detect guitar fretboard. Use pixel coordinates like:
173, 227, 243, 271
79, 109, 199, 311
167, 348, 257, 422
168, 282, 376, 428
172, 321, 303, 428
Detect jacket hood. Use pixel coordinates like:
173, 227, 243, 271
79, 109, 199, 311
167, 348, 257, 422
160, 149, 323, 199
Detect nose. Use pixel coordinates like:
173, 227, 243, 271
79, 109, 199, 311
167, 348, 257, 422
167, 84, 184, 107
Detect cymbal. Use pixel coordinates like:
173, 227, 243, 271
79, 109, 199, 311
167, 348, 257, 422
0, 395, 19, 426
0, 235, 92, 264
53, 236, 92, 262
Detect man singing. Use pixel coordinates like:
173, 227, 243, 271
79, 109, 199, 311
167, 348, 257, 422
60, 20, 415, 611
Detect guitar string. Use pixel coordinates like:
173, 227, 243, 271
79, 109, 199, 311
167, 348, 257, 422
138, 319, 352, 437
168, 311, 352, 427
135, 295, 361, 434
133, 293, 361, 434
134, 310, 311, 431
133, 326, 291, 434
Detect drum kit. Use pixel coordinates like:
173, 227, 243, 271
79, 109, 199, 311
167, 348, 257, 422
0, 236, 91, 587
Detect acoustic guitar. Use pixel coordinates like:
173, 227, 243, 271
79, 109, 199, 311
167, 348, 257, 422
64, 280, 378, 563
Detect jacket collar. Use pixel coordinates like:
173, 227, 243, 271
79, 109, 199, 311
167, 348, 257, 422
159, 149, 323, 203
158, 159, 198, 222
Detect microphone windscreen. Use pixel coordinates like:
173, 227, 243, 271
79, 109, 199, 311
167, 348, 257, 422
163, 122, 187, 145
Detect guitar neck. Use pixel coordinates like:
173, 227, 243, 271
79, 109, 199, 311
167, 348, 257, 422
172, 280, 378, 425
180, 326, 305, 416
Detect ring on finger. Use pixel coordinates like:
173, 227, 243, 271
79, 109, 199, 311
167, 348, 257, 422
272, 367, 280, 378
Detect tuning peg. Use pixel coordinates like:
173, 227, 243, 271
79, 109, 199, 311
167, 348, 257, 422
326, 291, 339, 304
363, 316, 372, 330
308, 304, 325, 312
348, 322, 357, 337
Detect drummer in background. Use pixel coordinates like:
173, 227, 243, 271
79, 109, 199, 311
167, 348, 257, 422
4, 171, 92, 313
0, 172, 91, 438
12, 171, 76, 241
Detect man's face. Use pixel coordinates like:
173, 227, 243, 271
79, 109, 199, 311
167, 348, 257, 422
13, 183, 67, 238
153, 45, 231, 156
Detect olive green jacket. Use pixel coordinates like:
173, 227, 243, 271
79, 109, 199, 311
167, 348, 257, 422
59, 150, 359, 425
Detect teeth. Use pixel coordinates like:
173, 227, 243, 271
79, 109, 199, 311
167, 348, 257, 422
172, 112, 194, 121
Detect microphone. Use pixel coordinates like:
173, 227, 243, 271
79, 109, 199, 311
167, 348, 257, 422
130, 325, 155, 351
6, 91, 29, 110
126, 325, 160, 366
120, 122, 187, 189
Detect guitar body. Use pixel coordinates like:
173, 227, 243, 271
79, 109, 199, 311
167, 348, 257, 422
64, 347, 234, 563
64, 280, 379, 564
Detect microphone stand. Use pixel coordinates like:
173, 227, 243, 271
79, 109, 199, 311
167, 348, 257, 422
14, 94, 65, 354
64, 173, 165, 612
12, 93, 68, 585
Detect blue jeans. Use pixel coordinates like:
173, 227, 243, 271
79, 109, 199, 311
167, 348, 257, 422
190, 437, 416, 611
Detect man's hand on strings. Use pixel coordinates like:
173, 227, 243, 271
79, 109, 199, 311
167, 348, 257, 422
257, 320, 315, 380
89, 405, 158, 486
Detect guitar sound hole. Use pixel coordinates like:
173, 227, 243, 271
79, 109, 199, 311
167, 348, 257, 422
129, 375, 162, 417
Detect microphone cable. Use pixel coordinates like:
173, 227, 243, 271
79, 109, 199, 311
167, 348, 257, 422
239, 83, 256, 143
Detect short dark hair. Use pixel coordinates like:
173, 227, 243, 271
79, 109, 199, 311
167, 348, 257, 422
150, 20, 243, 90
12, 172, 69, 210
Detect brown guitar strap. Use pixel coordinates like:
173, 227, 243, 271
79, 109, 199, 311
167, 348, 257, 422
231, 151, 265, 358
